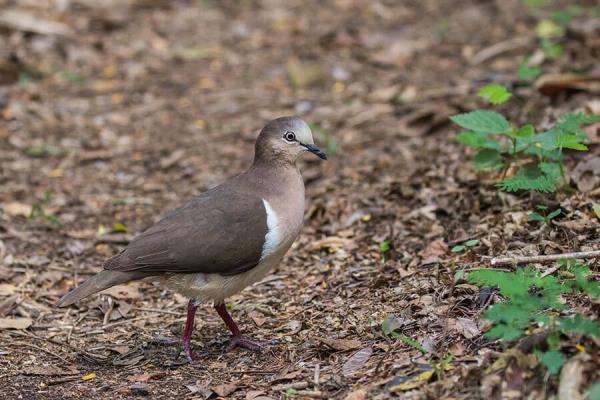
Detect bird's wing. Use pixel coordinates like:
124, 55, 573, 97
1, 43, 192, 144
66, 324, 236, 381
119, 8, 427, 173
103, 187, 268, 276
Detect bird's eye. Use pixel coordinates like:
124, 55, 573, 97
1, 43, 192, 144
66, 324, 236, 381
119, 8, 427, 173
284, 131, 296, 142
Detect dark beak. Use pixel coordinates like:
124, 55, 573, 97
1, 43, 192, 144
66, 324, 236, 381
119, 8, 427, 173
302, 143, 327, 160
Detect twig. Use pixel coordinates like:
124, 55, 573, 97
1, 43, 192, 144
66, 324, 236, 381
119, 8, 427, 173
490, 250, 600, 266
10, 342, 70, 363
471, 36, 532, 65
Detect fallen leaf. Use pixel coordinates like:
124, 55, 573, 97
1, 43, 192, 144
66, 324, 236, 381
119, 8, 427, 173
558, 357, 585, 400
452, 317, 481, 339
127, 372, 165, 382
212, 383, 237, 397
101, 284, 141, 299
388, 369, 435, 392
82, 372, 97, 381
311, 236, 354, 252
248, 310, 266, 327
3, 202, 32, 217
419, 239, 448, 264
342, 347, 372, 377
0, 283, 16, 296
571, 157, 600, 192
0, 317, 32, 330
316, 337, 362, 351
343, 388, 368, 400
22, 366, 79, 376
535, 73, 600, 96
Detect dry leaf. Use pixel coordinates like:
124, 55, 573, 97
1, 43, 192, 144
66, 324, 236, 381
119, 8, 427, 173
342, 347, 372, 376
343, 388, 368, 400
212, 383, 237, 397
248, 310, 266, 327
0, 317, 32, 330
558, 358, 585, 400
0, 283, 16, 296
3, 202, 32, 217
101, 284, 142, 299
316, 337, 362, 351
127, 372, 165, 382
311, 236, 354, 252
82, 372, 97, 381
452, 317, 481, 339
535, 73, 600, 95
22, 366, 79, 376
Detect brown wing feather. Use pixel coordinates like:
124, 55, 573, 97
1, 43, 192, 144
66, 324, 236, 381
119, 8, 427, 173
104, 186, 268, 276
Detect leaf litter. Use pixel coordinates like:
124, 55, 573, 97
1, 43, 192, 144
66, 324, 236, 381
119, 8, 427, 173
0, 0, 599, 399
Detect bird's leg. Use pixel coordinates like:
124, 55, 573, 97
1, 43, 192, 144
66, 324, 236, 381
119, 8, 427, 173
181, 298, 198, 362
214, 303, 262, 351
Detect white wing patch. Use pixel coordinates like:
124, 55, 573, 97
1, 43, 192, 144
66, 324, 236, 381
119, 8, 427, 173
260, 199, 282, 261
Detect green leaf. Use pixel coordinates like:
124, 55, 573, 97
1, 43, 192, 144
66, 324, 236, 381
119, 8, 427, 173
547, 209, 561, 220
485, 323, 524, 341
498, 174, 555, 193
559, 315, 600, 338
588, 380, 600, 400
536, 19, 566, 39
516, 124, 535, 137
528, 212, 545, 222
112, 222, 127, 232
478, 84, 513, 105
472, 149, 504, 171
25, 144, 66, 158
389, 331, 429, 354
379, 241, 390, 254
451, 245, 465, 253
286, 388, 298, 397
518, 65, 541, 81
465, 239, 479, 247
557, 134, 588, 151
456, 131, 500, 150
450, 110, 510, 133
536, 350, 564, 375
541, 39, 563, 59
593, 204, 600, 219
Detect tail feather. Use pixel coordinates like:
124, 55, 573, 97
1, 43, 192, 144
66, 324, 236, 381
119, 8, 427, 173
56, 270, 148, 307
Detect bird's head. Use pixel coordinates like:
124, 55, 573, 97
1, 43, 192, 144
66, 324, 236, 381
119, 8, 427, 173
254, 116, 327, 165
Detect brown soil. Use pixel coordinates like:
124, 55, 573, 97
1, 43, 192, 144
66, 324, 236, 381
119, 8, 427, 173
0, 1, 599, 399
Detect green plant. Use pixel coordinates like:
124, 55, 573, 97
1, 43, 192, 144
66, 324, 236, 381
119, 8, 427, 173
309, 123, 337, 155
451, 84, 600, 193
468, 260, 600, 374
593, 204, 600, 220
379, 240, 390, 264
528, 204, 561, 223
451, 239, 479, 253
29, 191, 61, 225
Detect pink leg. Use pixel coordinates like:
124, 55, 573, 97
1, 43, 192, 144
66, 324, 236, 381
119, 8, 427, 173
181, 299, 198, 362
214, 303, 262, 351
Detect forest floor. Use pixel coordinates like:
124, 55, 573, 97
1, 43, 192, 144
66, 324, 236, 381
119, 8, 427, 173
0, 0, 599, 399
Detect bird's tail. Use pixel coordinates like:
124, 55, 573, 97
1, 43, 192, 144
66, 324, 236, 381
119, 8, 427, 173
56, 270, 148, 307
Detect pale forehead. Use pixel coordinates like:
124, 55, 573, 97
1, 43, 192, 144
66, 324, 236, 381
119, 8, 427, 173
288, 118, 313, 143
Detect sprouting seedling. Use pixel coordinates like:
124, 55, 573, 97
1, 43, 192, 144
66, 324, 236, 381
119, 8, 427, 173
528, 204, 561, 224
451, 84, 599, 194
478, 84, 512, 105
29, 190, 61, 225
451, 239, 479, 253
379, 240, 390, 265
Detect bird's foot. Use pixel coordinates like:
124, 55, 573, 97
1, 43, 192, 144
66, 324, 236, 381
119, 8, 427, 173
226, 335, 263, 352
